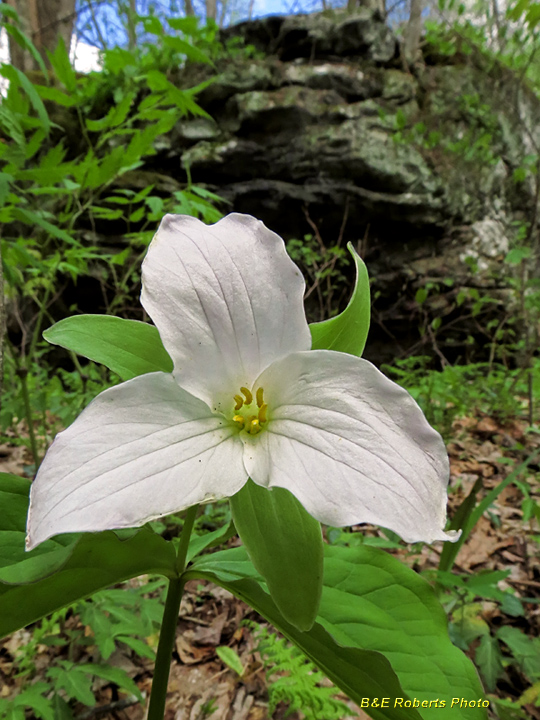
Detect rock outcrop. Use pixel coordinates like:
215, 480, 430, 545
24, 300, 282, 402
127, 10, 540, 364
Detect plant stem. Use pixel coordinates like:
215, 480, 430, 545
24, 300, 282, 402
18, 367, 40, 469
175, 504, 199, 575
147, 576, 184, 720
147, 505, 199, 720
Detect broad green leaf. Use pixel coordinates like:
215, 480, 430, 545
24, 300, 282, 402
310, 243, 370, 356
188, 545, 487, 719
0, 474, 176, 638
318, 545, 486, 718
0, 473, 78, 584
43, 315, 173, 381
0, 473, 28, 532
186, 549, 419, 720
0, 530, 78, 584
0, 529, 176, 638
230, 480, 323, 632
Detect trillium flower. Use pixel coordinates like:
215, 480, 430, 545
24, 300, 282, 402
27, 213, 457, 550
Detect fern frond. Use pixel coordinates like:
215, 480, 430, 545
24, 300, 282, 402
245, 621, 355, 720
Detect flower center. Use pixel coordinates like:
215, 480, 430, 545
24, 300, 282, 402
232, 386, 268, 435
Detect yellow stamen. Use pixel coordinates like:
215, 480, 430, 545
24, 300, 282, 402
233, 415, 245, 427
234, 395, 244, 411
240, 386, 253, 405
258, 403, 268, 423
256, 387, 264, 408
248, 417, 261, 434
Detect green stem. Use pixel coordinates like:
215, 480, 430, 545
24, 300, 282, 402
175, 504, 199, 575
147, 505, 199, 720
8, 344, 39, 469
18, 367, 40, 469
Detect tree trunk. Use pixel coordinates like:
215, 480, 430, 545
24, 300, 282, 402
6, 0, 75, 72
126, 0, 137, 52
403, 0, 423, 65
206, 0, 217, 22
183, 0, 195, 17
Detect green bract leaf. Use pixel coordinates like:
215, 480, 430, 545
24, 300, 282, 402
0, 474, 78, 584
187, 545, 487, 719
0, 529, 176, 639
0, 473, 176, 638
43, 315, 173, 381
186, 548, 419, 720
310, 243, 370, 357
230, 480, 323, 632
319, 545, 486, 719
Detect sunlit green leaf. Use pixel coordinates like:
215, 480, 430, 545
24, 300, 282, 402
310, 243, 370, 357
43, 315, 173, 380
230, 480, 323, 632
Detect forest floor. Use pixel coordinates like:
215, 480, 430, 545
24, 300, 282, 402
0, 406, 539, 720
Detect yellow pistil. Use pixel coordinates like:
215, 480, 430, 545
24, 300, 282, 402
256, 387, 264, 408
233, 415, 245, 428
234, 395, 244, 411
240, 386, 253, 405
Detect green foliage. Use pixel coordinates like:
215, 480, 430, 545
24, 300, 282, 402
190, 545, 486, 720
0, 354, 114, 462
442, 591, 540, 699
231, 480, 324, 633
0, 581, 167, 720
77, 581, 166, 660
393, 92, 499, 166
247, 621, 353, 719
215, 646, 244, 676
383, 357, 538, 438
0, 5, 229, 465
286, 232, 350, 322
310, 243, 371, 358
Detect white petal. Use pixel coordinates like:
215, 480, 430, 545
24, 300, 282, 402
27, 373, 246, 549
141, 213, 311, 408
244, 351, 455, 544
